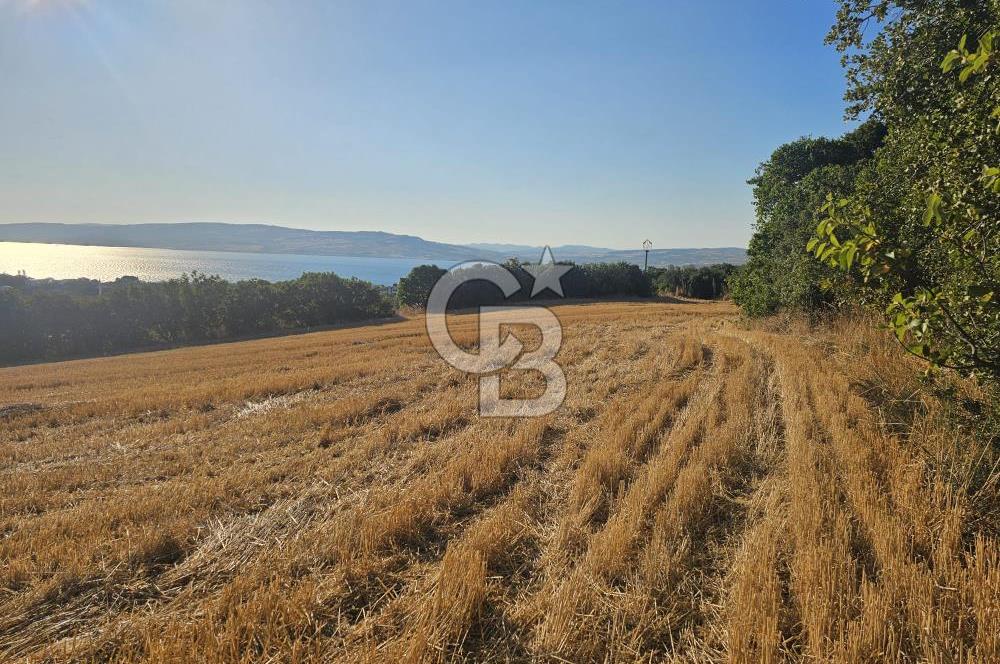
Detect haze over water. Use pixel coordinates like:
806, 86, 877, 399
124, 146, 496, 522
0, 242, 445, 285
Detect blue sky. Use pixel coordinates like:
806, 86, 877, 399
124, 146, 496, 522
0, 0, 853, 249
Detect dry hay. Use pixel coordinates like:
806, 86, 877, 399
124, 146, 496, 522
0, 300, 996, 662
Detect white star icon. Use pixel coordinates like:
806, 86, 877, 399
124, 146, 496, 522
523, 246, 573, 298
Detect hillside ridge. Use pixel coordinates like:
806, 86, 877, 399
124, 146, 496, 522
0, 222, 746, 267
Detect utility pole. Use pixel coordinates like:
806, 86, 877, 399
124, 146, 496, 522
642, 239, 652, 271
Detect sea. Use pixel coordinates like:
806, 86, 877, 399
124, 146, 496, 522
0, 242, 458, 286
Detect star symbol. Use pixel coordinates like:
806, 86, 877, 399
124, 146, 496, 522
523, 246, 573, 298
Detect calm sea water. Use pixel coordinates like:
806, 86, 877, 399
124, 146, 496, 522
0, 242, 456, 286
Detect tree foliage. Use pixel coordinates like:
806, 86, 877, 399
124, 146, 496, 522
0, 272, 394, 364
397, 260, 653, 310
729, 120, 885, 316
810, 1, 1000, 377
735, 0, 999, 380
397, 264, 448, 307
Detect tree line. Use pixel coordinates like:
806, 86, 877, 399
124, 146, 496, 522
3, 261, 656, 364
731, 0, 999, 381
397, 260, 739, 308
396, 260, 657, 308
0, 272, 394, 364
649, 264, 737, 299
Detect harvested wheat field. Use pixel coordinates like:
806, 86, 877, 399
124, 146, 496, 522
1, 300, 998, 662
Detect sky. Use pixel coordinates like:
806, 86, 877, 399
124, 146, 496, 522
0, 0, 855, 249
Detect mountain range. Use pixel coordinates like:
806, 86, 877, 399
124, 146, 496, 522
0, 223, 746, 267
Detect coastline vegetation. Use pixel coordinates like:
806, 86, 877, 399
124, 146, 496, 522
0, 271, 394, 364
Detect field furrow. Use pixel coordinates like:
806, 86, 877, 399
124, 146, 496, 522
0, 300, 996, 663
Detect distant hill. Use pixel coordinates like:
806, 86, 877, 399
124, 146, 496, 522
0, 222, 746, 267
464, 242, 545, 256
599, 247, 746, 267
467, 242, 746, 267
0, 223, 498, 261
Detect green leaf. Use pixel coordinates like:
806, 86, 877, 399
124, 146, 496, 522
843, 245, 858, 270
968, 286, 995, 302
942, 50, 961, 72
923, 192, 943, 226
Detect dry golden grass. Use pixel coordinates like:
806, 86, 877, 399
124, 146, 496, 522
0, 300, 997, 662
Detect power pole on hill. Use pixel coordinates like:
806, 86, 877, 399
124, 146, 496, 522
642, 239, 652, 271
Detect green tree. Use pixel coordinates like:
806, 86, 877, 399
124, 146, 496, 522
730, 120, 885, 316
812, 3, 999, 376
397, 265, 447, 307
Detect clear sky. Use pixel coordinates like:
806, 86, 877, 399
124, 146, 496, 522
0, 0, 855, 249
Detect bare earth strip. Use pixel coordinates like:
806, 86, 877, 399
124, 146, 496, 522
0, 301, 996, 662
